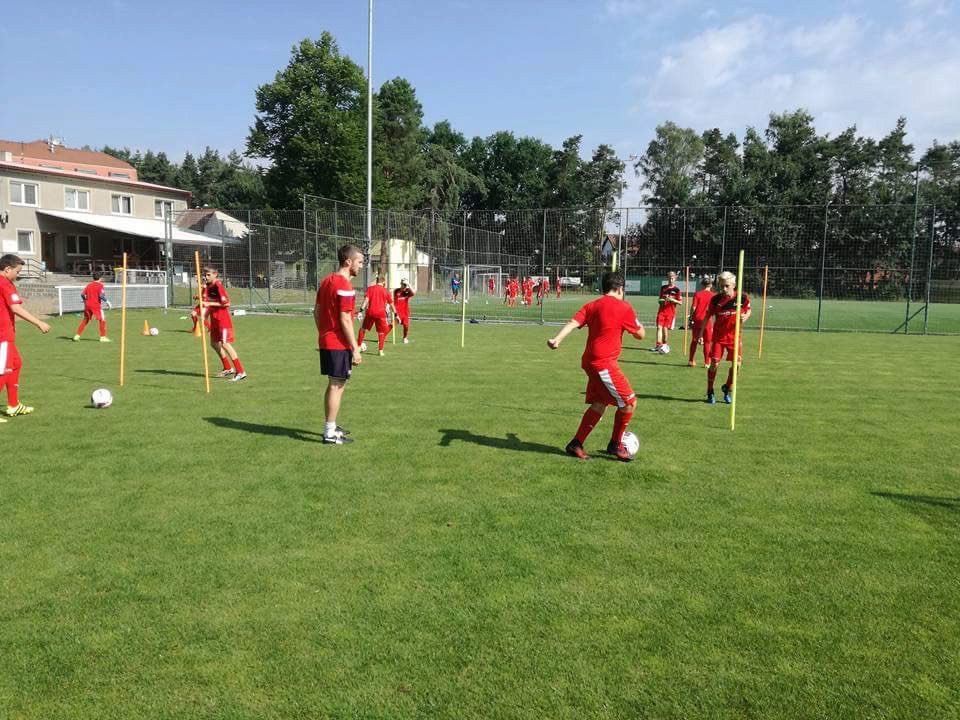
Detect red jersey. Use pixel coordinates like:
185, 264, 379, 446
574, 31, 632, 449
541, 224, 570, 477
203, 280, 232, 326
706, 292, 751, 344
0, 277, 22, 342
316, 272, 357, 350
82, 281, 106, 309
487, 278, 495, 293
572, 295, 643, 365
542, 278, 550, 292
393, 287, 413, 315
507, 280, 519, 296
690, 289, 715, 323
365, 284, 392, 318
658, 283, 681, 308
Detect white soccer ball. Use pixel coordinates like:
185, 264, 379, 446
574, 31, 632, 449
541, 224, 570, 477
622, 431, 640, 458
659, 343, 671, 354
91, 388, 113, 408
359, 342, 367, 352
149, 327, 159, 336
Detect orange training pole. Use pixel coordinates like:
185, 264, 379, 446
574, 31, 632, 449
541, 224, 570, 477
194, 251, 211, 394
758, 264, 769, 359
119, 252, 127, 387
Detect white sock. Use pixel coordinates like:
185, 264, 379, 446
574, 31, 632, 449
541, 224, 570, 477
324, 421, 337, 437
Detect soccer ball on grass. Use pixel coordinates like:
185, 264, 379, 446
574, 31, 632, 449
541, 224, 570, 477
149, 327, 159, 336
621, 431, 640, 458
659, 343, 670, 354
91, 388, 113, 409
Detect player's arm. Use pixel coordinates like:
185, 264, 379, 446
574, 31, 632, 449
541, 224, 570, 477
339, 310, 362, 365
547, 319, 581, 349
629, 322, 645, 341
697, 304, 715, 341
11, 304, 51, 333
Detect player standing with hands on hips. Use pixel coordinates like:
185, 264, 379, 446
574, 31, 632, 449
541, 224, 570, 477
315, 245, 364, 445
0, 254, 51, 420
547, 272, 645, 462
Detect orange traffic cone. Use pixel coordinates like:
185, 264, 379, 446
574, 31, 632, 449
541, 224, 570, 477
193, 322, 202, 338
141, 320, 150, 336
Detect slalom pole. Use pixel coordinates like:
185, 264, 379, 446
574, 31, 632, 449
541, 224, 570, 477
460, 262, 468, 348
194, 251, 211, 394
119, 253, 127, 387
730, 250, 745, 431
683, 264, 690, 359
758, 264, 769, 359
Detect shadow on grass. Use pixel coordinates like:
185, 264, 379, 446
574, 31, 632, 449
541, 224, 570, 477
635, 393, 704, 404
439, 428, 563, 456
871, 492, 959, 510
137, 368, 204, 378
205, 416, 323, 443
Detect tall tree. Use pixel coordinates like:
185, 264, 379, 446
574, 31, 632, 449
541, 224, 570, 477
636, 122, 704, 207
373, 77, 427, 209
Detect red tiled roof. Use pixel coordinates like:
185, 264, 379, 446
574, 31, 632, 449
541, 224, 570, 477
0, 161, 191, 197
0, 139, 135, 170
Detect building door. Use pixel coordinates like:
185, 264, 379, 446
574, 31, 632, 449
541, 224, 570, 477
41, 233, 57, 270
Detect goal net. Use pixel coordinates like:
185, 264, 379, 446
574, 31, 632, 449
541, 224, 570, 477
57, 284, 168, 315
437, 264, 503, 302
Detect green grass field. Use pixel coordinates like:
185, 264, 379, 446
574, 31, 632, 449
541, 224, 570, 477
3, 311, 959, 719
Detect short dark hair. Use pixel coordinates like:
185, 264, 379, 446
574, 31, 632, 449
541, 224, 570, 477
601, 272, 625, 293
701, 275, 714, 287
338, 244, 362, 266
0, 254, 24, 271
92, 271, 102, 280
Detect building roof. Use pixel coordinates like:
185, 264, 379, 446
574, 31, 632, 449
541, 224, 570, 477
37, 209, 225, 246
0, 140, 134, 171
0, 161, 191, 197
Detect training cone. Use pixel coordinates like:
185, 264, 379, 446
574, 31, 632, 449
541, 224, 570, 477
141, 320, 150, 336
193, 323, 202, 338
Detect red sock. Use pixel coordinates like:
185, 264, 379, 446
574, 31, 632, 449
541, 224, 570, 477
703, 343, 711, 365
5, 367, 20, 406
688, 339, 697, 363
707, 365, 718, 392
76, 318, 88, 335
377, 332, 386, 351
233, 358, 245, 374
220, 355, 232, 371
574, 407, 604, 443
726, 368, 735, 389
402, 323, 409, 339
98, 320, 107, 337
357, 330, 366, 344
610, 408, 634, 446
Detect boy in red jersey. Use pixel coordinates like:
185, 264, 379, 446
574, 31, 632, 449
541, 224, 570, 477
523, 277, 534, 307
315, 245, 364, 445
555, 274, 562, 299
687, 275, 715, 367
357, 275, 394, 356
0, 254, 51, 419
201, 267, 246, 381
538, 277, 550, 305
653, 270, 682, 352
393, 278, 415, 344
505, 276, 519, 307
73, 271, 111, 342
487, 276, 495, 296
547, 272, 645, 462
700, 270, 751, 404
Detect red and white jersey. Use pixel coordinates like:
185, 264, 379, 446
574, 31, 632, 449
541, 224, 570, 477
507, 280, 519, 296
393, 287, 413, 315
690, 289, 715, 323
706, 292, 751, 345
658, 283, 681, 307
316, 272, 356, 350
572, 295, 643, 365
486, 278, 495, 293
365, 284, 392, 317
203, 280, 232, 326
542, 278, 550, 292
0, 277, 22, 342
82, 281, 106, 309
523, 279, 534, 295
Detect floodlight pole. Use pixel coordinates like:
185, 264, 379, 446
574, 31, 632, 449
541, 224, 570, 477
365, 0, 374, 289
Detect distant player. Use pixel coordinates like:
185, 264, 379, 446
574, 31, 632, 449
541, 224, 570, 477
0, 254, 51, 419
73, 272, 111, 342
451, 273, 462, 303
393, 279, 415, 344
202, 266, 246, 381
555, 273, 562, 299
523, 277, 534, 307
506, 276, 520, 307
547, 271, 645, 462
315, 244, 364, 445
357, 275, 394, 356
653, 270, 682, 352
486, 276, 495, 296
687, 275, 715, 367
700, 270, 751, 404
538, 277, 550, 305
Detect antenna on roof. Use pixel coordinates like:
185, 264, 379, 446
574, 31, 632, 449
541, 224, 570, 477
47, 135, 64, 154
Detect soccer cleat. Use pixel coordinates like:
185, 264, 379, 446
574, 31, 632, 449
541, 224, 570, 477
721, 384, 732, 404
706, 392, 716, 405
232, 372, 247, 382
403, 338, 409, 344
649, 346, 660, 352
72, 334, 81, 342
5, 403, 34, 417
215, 369, 235, 378
688, 360, 696, 367
359, 342, 367, 352
605, 441, 634, 462
323, 433, 354, 445
564, 439, 591, 460
0, 417, 6, 423
99, 336, 112, 343
334, 425, 350, 437
378, 350, 385, 357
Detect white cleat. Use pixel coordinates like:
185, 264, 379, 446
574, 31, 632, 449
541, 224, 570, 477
403, 338, 409, 344
359, 342, 367, 352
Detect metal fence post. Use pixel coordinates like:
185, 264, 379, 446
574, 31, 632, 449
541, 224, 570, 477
540, 209, 547, 324
314, 209, 320, 289
266, 225, 272, 305
923, 204, 935, 334
164, 212, 173, 307
247, 211, 254, 308
219, 219, 226, 281
903, 165, 921, 334
623, 208, 630, 284
817, 203, 829, 332
302, 195, 308, 304
719, 206, 727, 273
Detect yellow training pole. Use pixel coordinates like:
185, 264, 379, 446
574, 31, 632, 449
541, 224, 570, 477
119, 253, 127, 387
683, 264, 690, 359
460, 262, 468, 348
758, 264, 769, 359
730, 250, 745, 431
194, 251, 211, 394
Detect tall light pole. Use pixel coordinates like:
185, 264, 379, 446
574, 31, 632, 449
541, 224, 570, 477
365, 0, 374, 271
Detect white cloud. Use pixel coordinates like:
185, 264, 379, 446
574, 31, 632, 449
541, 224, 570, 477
788, 15, 863, 59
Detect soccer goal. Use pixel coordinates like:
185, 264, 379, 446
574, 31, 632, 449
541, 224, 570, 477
57, 284, 168, 315
438, 264, 503, 302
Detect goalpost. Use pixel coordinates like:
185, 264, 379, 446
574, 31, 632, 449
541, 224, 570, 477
438, 264, 503, 302
57, 284, 168, 315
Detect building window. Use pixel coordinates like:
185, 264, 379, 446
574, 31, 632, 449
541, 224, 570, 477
10, 181, 39, 206
17, 230, 34, 254
40, 163, 64, 170
108, 172, 131, 179
75, 168, 97, 175
111, 194, 133, 215
65, 188, 91, 211
154, 200, 173, 219
66, 234, 91, 256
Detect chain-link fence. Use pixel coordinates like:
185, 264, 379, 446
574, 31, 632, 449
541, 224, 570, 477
163, 198, 960, 334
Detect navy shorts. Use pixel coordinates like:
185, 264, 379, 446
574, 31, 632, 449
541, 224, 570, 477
319, 349, 352, 380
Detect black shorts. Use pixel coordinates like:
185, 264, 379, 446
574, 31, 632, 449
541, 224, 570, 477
319, 349, 352, 380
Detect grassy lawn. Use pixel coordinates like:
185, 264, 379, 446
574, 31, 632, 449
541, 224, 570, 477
2, 310, 958, 719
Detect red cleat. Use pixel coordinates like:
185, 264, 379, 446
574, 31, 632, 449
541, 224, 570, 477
564, 439, 591, 460
605, 441, 635, 462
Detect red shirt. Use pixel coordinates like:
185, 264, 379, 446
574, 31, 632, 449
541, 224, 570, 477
82, 281, 106, 309
203, 280, 232, 326
658, 283, 681, 306
487, 278, 495, 291
706, 292, 751, 344
0, 277, 22, 342
316, 272, 356, 350
365, 284, 392, 318
690, 289, 715, 323
572, 295, 643, 365
393, 287, 413, 315
507, 280, 519, 296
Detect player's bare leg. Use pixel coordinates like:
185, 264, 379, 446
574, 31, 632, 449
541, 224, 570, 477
220, 340, 246, 380
211, 340, 234, 377
323, 378, 352, 444
566, 401, 606, 460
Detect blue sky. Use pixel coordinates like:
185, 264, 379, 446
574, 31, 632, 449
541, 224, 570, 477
3, 0, 958, 203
